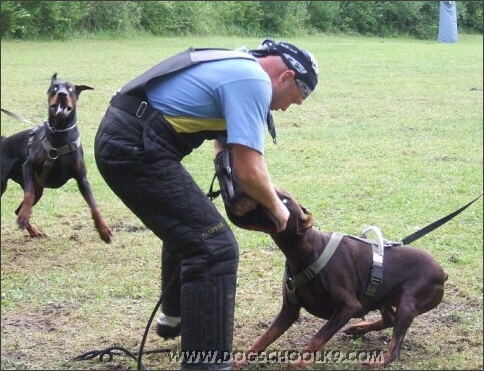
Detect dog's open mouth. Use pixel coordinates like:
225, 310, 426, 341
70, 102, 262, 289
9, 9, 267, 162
50, 102, 73, 117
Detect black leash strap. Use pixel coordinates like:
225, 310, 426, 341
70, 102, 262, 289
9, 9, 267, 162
401, 192, 483, 246
136, 263, 181, 370
73, 263, 181, 370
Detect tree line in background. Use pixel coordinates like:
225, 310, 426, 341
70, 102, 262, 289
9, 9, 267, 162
1, 1, 482, 41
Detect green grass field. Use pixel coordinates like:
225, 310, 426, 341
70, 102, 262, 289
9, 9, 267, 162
1, 35, 482, 370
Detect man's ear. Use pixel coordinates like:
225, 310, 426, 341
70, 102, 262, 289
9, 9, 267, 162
281, 69, 295, 84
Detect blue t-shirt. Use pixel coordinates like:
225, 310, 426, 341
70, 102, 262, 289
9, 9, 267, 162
145, 57, 271, 154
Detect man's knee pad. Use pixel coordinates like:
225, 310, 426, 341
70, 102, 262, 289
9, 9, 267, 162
179, 226, 239, 369
180, 271, 236, 369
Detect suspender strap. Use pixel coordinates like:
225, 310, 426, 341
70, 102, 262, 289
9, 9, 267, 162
189, 49, 256, 63
117, 47, 278, 143
120, 47, 256, 98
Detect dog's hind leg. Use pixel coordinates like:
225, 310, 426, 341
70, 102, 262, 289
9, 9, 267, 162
372, 277, 446, 367
1, 146, 14, 196
374, 302, 417, 366
1, 163, 11, 196
343, 305, 396, 335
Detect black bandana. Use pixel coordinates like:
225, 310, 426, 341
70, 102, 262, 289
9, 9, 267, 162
249, 39, 319, 98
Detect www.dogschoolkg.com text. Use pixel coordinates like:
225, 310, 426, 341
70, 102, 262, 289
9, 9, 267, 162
167, 349, 385, 364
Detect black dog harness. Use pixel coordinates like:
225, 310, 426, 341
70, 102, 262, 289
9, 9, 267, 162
27, 124, 81, 186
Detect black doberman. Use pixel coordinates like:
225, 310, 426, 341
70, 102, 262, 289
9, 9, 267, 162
1, 73, 112, 243
235, 190, 447, 368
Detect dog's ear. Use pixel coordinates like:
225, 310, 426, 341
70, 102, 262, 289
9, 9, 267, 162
51, 73, 58, 83
75, 85, 94, 98
298, 206, 313, 232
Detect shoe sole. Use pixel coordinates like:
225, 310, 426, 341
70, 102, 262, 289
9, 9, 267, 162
156, 323, 181, 339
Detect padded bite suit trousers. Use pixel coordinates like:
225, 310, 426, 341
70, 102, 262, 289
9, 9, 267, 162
94, 104, 238, 369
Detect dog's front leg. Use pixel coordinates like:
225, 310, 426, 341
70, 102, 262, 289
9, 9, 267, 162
233, 303, 300, 369
76, 171, 112, 244
292, 305, 360, 369
16, 160, 44, 236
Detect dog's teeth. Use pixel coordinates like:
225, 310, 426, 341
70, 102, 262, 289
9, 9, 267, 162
55, 105, 71, 116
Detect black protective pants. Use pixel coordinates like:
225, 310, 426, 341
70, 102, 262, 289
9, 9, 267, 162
94, 104, 238, 369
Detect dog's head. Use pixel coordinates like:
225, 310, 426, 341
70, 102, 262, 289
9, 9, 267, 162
47, 73, 93, 122
275, 189, 313, 235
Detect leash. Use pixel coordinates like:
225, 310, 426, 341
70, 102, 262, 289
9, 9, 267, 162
400, 192, 483, 245
1, 107, 38, 126
1, 107, 77, 133
357, 192, 483, 296
74, 263, 181, 370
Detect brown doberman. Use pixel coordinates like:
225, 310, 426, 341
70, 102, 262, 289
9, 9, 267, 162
235, 190, 447, 368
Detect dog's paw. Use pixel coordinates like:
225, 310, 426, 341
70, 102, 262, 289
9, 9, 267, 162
17, 212, 39, 237
94, 218, 113, 243
232, 360, 248, 369
99, 226, 113, 244
26, 224, 44, 238
343, 325, 361, 335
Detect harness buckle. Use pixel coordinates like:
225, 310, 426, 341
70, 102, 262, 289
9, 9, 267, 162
48, 149, 59, 160
370, 264, 383, 286
136, 101, 148, 118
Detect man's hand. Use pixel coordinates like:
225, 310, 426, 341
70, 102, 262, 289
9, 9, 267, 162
231, 144, 289, 232
271, 196, 289, 232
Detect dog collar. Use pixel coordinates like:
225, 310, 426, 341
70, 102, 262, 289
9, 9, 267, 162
46, 119, 78, 133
